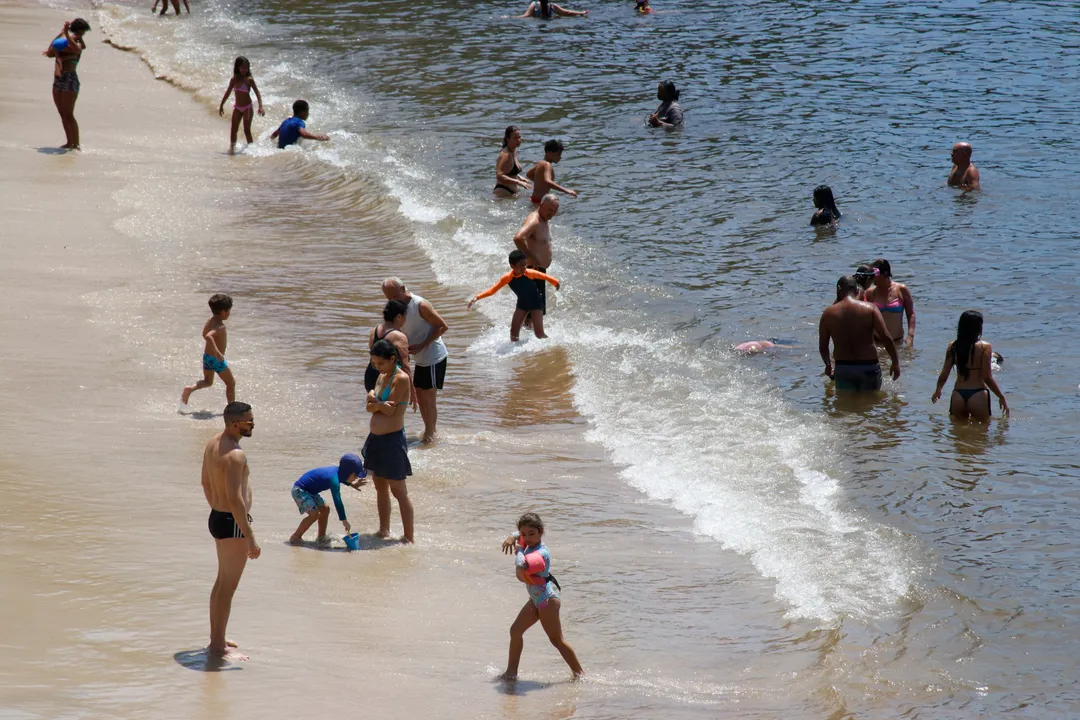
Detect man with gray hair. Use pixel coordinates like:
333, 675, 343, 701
381, 278, 448, 443
513, 194, 560, 317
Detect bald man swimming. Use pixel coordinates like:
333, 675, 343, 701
948, 142, 980, 190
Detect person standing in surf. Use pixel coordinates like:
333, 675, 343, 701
43, 19, 90, 150
363, 340, 415, 543
218, 57, 264, 155
819, 275, 900, 391
381, 278, 449, 444
932, 310, 1009, 420
494, 126, 532, 198
526, 140, 578, 205
862, 258, 916, 347
513, 194, 560, 319
468, 249, 561, 341
202, 402, 260, 660
499, 513, 584, 681
364, 300, 414, 397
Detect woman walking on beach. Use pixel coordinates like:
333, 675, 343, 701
932, 310, 1009, 421
363, 339, 415, 543
494, 126, 532, 198
44, 19, 90, 150
862, 258, 916, 347
218, 56, 264, 154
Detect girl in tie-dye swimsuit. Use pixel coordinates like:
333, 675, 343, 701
497, 513, 584, 681
218, 56, 264, 154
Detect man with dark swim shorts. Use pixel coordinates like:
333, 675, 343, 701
201, 401, 260, 659
819, 276, 900, 391
513, 194, 560, 316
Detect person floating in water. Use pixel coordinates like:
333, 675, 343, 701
498, 513, 584, 681
218, 56, 264, 155
810, 185, 841, 226
527, 140, 578, 205
635, 0, 655, 13
948, 142, 980, 190
518, 0, 589, 17
468, 250, 560, 341
289, 453, 367, 545
819, 276, 900, 392
270, 100, 330, 150
182, 294, 236, 406
932, 310, 1009, 420
648, 80, 684, 127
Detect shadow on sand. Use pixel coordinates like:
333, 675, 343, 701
36, 146, 73, 155
284, 533, 405, 552
173, 648, 244, 672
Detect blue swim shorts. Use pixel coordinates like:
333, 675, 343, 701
203, 353, 229, 374
291, 486, 326, 515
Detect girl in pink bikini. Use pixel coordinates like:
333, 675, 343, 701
862, 258, 916, 347
218, 56, 264, 154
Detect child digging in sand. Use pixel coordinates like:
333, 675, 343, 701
467, 250, 560, 342
498, 513, 584, 681
289, 453, 367, 544
181, 294, 235, 406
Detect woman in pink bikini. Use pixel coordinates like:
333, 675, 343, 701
862, 258, 916, 347
218, 56, 264, 154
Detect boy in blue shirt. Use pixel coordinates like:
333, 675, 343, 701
270, 99, 330, 149
289, 453, 366, 544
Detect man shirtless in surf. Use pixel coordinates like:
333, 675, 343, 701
513, 194, 560, 317
947, 142, 980, 190
818, 276, 900, 392
202, 401, 260, 660
527, 140, 578, 205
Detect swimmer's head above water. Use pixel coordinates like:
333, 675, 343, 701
657, 79, 680, 102
538, 193, 560, 220
811, 185, 841, 225
854, 264, 876, 289
502, 125, 521, 149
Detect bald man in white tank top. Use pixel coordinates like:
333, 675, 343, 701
382, 278, 448, 443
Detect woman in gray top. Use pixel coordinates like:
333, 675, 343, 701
648, 80, 683, 127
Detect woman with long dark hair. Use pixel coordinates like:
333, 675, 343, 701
648, 80, 684, 127
518, 0, 589, 18
932, 310, 1009, 420
43, 18, 90, 150
811, 185, 841, 225
494, 126, 532, 198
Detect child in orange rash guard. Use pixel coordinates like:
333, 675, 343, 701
467, 249, 560, 341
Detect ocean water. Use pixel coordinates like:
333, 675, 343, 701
15, 0, 1080, 716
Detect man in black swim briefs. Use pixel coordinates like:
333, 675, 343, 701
201, 401, 260, 659
819, 276, 900, 392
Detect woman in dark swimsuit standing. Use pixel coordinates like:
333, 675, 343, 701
932, 310, 1009, 421
494, 126, 532, 198
43, 19, 90, 150
365, 300, 412, 393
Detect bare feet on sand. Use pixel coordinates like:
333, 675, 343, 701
288, 534, 303, 545
315, 535, 331, 545
376, 529, 391, 539
180, 387, 193, 404
497, 672, 517, 682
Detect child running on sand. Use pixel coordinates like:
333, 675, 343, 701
499, 513, 584, 681
467, 250, 560, 341
181, 294, 236, 405
270, 100, 330, 149
218, 57, 264, 155
289, 453, 367, 544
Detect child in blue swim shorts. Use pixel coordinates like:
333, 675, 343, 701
181, 294, 236, 406
289, 453, 367, 544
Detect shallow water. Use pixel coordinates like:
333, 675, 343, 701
7, 0, 1080, 716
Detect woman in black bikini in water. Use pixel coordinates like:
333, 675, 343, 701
932, 310, 1009, 421
44, 18, 90, 150
494, 126, 532, 198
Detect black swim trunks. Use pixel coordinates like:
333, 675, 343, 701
414, 357, 446, 390
208, 509, 252, 540
530, 266, 548, 315
833, 360, 882, 391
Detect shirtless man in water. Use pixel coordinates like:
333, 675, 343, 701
819, 276, 900, 392
513, 194, 559, 317
527, 140, 578, 205
202, 401, 260, 659
947, 142, 980, 190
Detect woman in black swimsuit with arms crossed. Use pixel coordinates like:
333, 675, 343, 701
494, 126, 532, 198
44, 18, 90, 150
